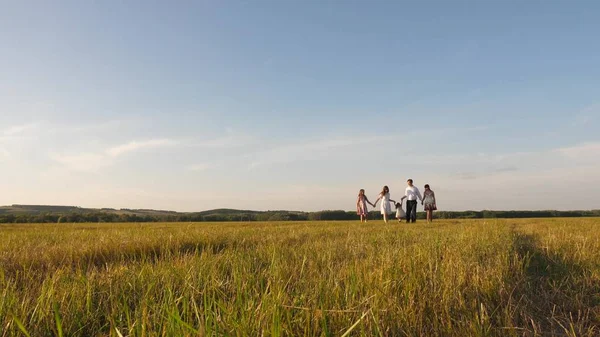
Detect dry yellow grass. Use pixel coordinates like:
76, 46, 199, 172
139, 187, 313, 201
0, 218, 599, 336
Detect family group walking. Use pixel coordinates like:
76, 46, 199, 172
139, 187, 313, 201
356, 179, 437, 223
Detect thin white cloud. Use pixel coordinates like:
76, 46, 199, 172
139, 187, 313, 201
187, 132, 257, 149
29, 138, 600, 211
433, 163, 600, 210
572, 114, 592, 126
3, 124, 36, 136
1, 120, 135, 143
0, 124, 39, 159
242, 125, 493, 169
555, 142, 600, 160
412, 142, 600, 210
571, 103, 599, 127
49, 153, 109, 173
356, 141, 600, 209
246, 134, 397, 168
51, 138, 179, 172
49, 133, 243, 173
186, 163, 215, 171
0, 147, 10, 161
45, 119, 137, 135
2, 123, 38, 136
427, 125, 490, 134
106, 138, 178, 157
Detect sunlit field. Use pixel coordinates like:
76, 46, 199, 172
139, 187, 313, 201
1, 219, 599, 336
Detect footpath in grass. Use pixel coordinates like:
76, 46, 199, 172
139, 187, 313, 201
0, 219, 599, 336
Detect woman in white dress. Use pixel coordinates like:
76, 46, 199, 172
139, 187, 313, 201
372, 185, 396, 224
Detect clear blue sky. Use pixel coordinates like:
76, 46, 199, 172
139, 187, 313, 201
1, 1, 599, 211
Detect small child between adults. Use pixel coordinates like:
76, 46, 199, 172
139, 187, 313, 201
395, 201, 406, 223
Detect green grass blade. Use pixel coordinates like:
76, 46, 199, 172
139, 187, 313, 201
12, 315, 32, 337
53, 302, 63, 337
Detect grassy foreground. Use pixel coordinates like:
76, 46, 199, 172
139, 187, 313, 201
0, 219, 599, 336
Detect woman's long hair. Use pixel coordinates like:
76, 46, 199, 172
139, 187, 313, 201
380, 185, 389, 196
358, 189, 365, 197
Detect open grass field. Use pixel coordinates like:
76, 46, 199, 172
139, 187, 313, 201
1, 219, 599, 336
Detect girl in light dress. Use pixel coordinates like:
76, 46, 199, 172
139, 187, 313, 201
372, 185, 397, 224
422, 184, 437, 223
395, 201, 406, 223
356, 189, 375, 222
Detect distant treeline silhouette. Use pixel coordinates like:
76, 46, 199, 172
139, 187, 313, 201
0, 205, 599, 223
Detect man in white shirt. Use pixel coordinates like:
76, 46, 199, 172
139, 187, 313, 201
404, 179, 422, 223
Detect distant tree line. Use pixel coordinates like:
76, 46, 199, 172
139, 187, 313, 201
0, 209, 599, 223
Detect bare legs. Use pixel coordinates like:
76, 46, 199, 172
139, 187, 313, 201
383, 213, 388, 223
360, 214, 368, 223
426, 210, 433, 223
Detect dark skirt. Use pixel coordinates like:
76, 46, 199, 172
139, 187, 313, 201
424, 203, 437, 211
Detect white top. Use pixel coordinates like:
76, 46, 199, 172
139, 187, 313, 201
380, 192, 392, 214
405, 186, 423, 201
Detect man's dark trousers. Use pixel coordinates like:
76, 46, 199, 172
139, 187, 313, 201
406, 200, 417, 223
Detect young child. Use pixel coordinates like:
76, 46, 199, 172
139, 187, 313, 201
395, 201, 406, 223
372, 186, 396, 224
356, 189, 374, 223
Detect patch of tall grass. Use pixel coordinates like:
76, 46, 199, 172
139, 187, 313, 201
0, 219, 598, 336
